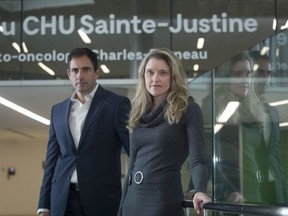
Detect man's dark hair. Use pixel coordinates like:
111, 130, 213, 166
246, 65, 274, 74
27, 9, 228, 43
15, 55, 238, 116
67, 48, 99, 70
249, 50, 270, 62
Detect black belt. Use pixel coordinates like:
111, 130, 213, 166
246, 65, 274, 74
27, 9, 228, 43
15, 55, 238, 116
70, 183, 80, 191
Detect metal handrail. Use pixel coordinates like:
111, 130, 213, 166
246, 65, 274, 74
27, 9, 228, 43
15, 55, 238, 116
183, 200, 288, 216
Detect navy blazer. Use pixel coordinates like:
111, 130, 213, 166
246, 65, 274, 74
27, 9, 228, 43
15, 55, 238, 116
38, 85, 130, 216
265, 103, 286, 203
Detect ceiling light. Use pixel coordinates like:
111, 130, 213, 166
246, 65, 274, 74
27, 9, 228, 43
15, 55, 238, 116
279, 122, 288, 127
22, 42, 28, 53
253, 64, 259, 71
77, 28, 91, 44
38, 62, 56, 76
272, 18, 277, 31
100, 64, 110, 73
214, 123, 223, 134
193, 64, 199, 71
217, 101, 240, 123
12, 42, 21, 53
213, 101, 240, 134
269, 99, 288, 106
12, 41, 28, 53
0, 96, 50, 125
280, 20, 288, 30
276, 48, 279, 57
197, 37, 205, 49
260, 46, 269, 55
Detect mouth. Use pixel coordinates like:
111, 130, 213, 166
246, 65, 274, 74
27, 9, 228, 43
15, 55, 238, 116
151, 84, 161, 87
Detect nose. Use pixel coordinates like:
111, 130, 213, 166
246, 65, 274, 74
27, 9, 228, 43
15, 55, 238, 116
77, 70, 84, 76
75, 69, 88, 79
152, 72, 160, 82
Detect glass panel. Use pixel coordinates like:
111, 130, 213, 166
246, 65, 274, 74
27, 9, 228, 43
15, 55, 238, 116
1, 0, 285, 81
189, 28, 288, 206
2, 0, 173, 80
1, 0, 288, 214
172, 0, 276, 77
0, 0, 22, 79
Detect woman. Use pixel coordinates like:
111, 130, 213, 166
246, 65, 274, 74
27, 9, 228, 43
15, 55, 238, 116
118, 48, 211, 216
202, 53, 268, 203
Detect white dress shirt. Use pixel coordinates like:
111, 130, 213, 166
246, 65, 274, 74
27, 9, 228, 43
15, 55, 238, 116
69, 83, 98, 183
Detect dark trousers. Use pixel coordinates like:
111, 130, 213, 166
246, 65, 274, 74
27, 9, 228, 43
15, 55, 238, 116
64, 185, 87, 216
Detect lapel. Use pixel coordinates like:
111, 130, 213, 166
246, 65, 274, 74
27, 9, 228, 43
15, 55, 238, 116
62, 98, 77, 152
77, 85, 106, 149
264, 103, 278, 149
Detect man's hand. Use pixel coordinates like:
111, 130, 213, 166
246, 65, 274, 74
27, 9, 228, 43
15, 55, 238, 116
226, 192, 245, 203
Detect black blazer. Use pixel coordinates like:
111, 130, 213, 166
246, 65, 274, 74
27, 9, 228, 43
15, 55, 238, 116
264, 103, 286, 203
38, 85, 130, 216
215, 104, 286, 203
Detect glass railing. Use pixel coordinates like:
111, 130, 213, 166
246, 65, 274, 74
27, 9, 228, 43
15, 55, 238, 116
186, 28, 288, 215
183, 200, 288, 216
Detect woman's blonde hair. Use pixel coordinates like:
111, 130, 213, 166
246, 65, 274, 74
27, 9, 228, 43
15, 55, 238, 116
215, 52, 265, 124
127, 48, 190, 131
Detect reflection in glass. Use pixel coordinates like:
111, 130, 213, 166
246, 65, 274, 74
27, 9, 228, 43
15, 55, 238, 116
196, 30, 288, 206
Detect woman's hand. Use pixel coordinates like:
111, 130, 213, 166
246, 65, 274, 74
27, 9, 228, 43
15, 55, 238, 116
193, 192, 211, 214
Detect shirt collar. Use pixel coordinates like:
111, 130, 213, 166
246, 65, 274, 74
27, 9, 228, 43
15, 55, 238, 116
70, 83, 99, 102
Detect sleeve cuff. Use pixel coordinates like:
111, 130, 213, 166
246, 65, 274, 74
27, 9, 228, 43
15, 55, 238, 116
37, 208, 50, 214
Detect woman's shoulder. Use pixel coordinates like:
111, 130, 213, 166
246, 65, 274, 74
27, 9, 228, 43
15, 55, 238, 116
187, 96, 201, 110
184, 97, 202, 120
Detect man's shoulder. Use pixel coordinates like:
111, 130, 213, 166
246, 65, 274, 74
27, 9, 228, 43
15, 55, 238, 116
99, 86, 129, 101
57, 97, 71, 105
52, 97, 70, 109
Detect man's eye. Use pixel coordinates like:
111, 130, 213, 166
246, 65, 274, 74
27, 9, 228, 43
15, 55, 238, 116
83, 68, 90, 72
245, 71, 252, 77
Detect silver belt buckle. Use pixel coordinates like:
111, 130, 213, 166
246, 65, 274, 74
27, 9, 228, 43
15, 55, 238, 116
134, 171, 144, 184
256, 170, 263, 183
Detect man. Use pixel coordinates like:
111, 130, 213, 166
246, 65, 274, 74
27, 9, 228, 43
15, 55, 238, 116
250, 50, 287, 203
250, 51, 272, 96
37, 48, 130, 216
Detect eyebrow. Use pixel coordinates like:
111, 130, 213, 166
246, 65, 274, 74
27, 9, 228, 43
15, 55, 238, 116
70, 66, 92, 70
